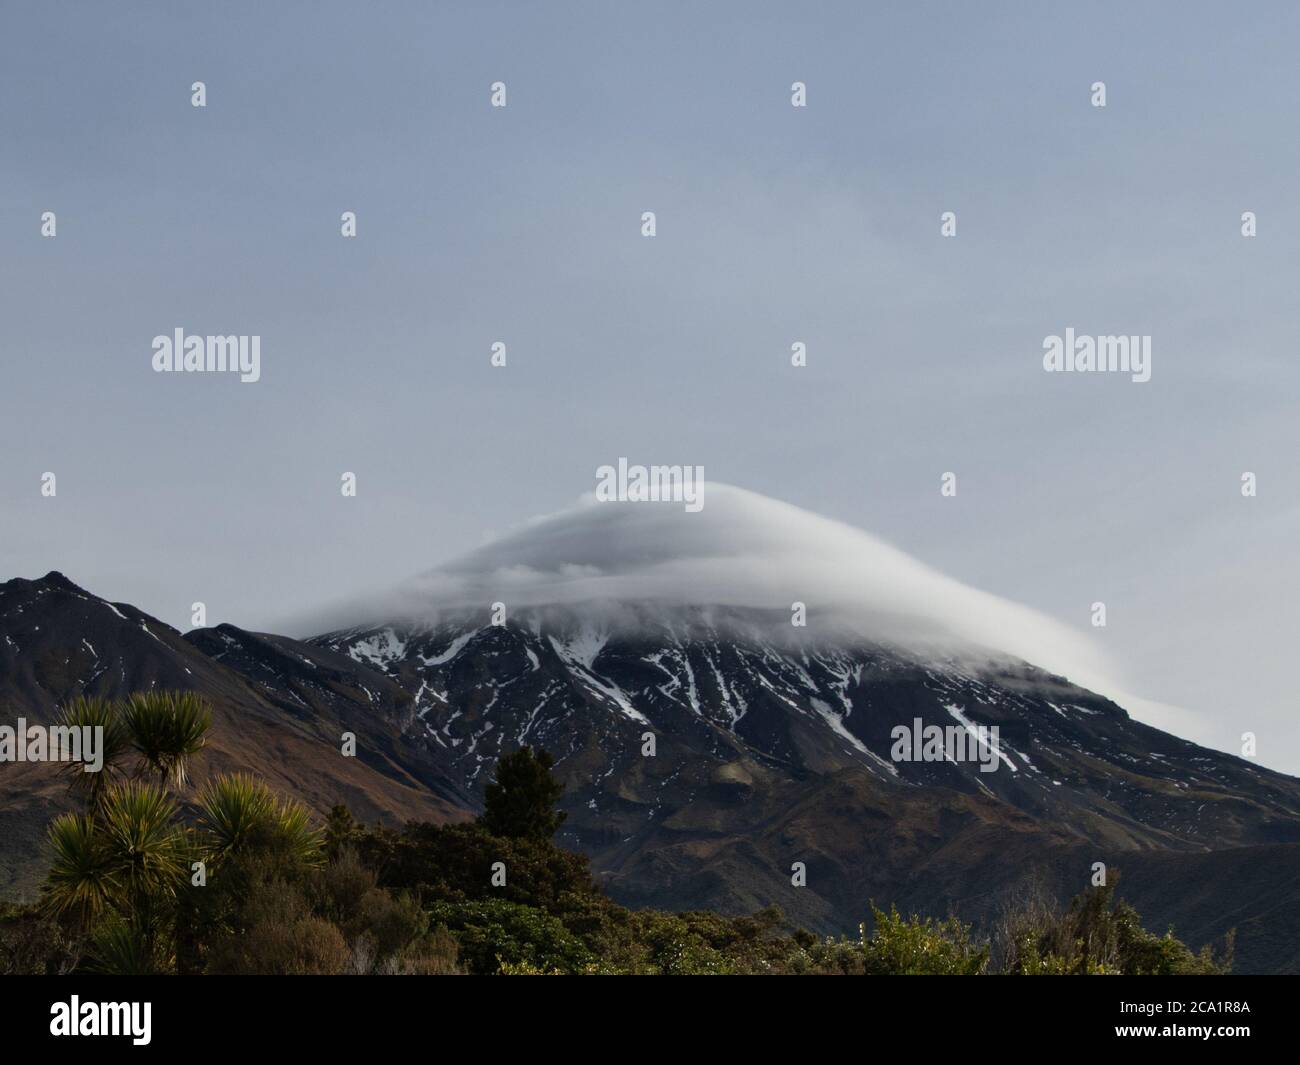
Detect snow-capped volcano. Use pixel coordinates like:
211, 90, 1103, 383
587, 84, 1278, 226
292, 486, 1300, 962
313, 594, 1294, 841
338, 484, 1110, 696
4, 501, 1300, 967
300, 486, 1291, 845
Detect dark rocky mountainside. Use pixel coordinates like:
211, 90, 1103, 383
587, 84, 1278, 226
0, 572, 471, 899
2, 573, 1298, 972
311, 605, 1300, 972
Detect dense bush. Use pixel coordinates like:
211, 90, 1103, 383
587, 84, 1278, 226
996, 879, 1233, 976
0, 697, 1235, 977
859, 904, 989, 975
426, 899, 592, 974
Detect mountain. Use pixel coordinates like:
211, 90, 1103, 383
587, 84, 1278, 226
315, 603, 1300, 852
3, 486, 1299, 971
310, 602, 1300, 971
0, 571, 471, 898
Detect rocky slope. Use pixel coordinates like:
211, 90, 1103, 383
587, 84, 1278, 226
3, 481, 1299, 971
309, 604, 1300, 970
0, 572, 471, 898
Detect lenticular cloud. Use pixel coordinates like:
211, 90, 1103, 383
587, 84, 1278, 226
388, 483, 1112, 692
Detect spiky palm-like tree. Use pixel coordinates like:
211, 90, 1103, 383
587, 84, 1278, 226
88, 915, 162, 975
40, 691, 325, 973
196, 773, 324, 868
120, 691, 211, 788
273, 793, 327, 868
55, 696, 132, 813
43, 813, 117, 924
97, 781, 189, 904
195, 772, 273, 860
43, 780, 186, 911
43, 780, 189, 972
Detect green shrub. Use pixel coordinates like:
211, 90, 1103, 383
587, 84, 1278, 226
996, 879, 1232, 976
859, 904, 988, 975
425, 899, 593, 975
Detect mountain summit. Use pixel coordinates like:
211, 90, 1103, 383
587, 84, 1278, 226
3, 494, 1300, 971
297, 489, 1300, 970
375, 485, 1109, 694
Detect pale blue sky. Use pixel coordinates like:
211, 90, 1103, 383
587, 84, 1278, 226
2, 2, 1297, 771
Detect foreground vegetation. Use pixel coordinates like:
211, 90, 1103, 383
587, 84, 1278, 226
0, 692, 1233, 975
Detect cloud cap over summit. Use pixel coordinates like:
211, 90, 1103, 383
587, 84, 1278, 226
371, 484, 1110, 693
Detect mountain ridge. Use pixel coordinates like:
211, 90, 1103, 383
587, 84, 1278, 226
0, 571, 471, 900
2, 569, 1298, 972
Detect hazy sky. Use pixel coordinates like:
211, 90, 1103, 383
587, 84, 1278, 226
2, 3, 1297, 772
